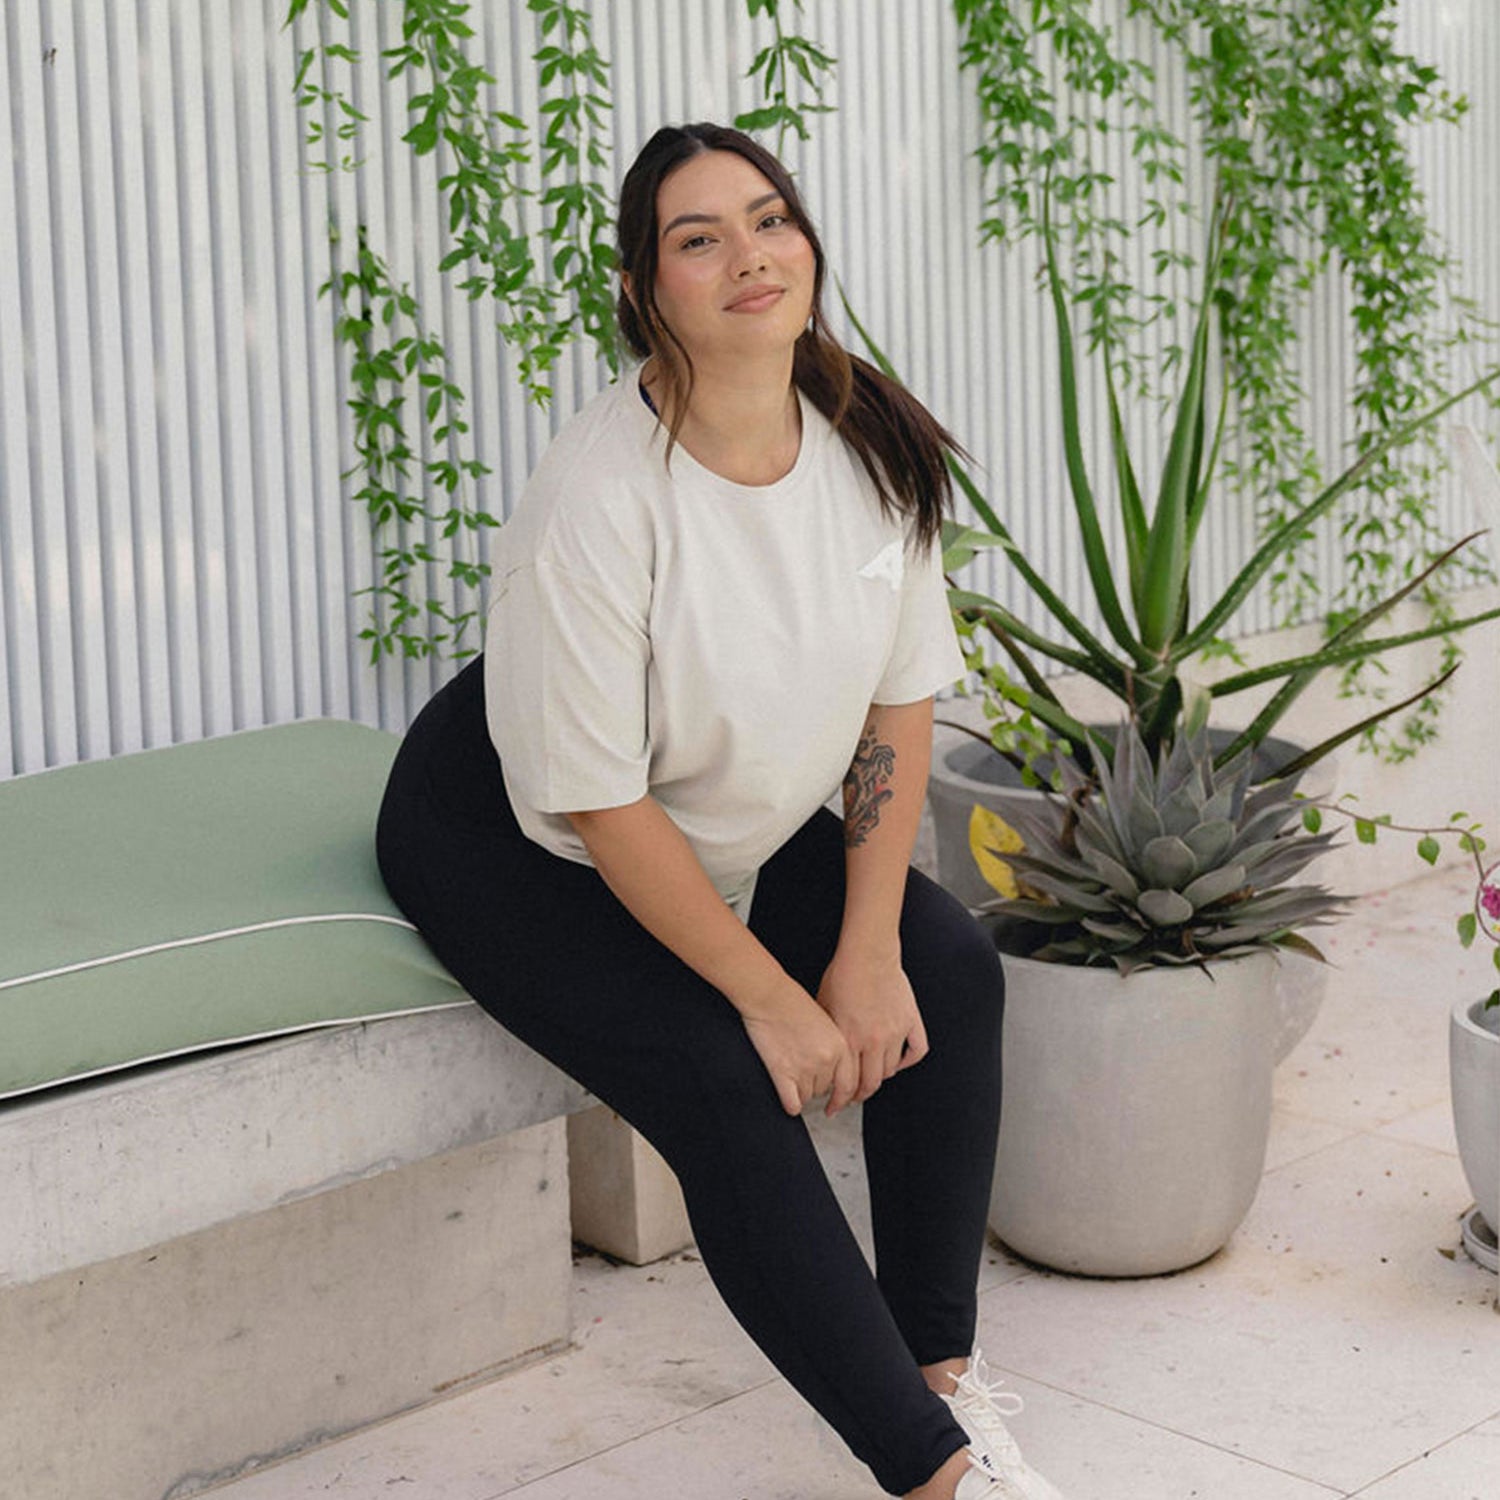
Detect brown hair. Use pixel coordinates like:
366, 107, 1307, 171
615, 122, 960, 551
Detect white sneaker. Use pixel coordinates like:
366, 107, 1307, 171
943, 1349, 1068, 1500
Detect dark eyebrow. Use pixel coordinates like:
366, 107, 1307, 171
660, 190, 785, 239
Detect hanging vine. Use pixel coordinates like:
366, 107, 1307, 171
952, 0, 1496, 760
735, 0, 837, 152
287, 0, 833, 661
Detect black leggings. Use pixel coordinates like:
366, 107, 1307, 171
375, 658, 1006, 1496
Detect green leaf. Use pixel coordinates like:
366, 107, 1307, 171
1138, 238, 1214, 652
1181, 369, 1500, 657
1302, 807, 1323, 834
1355, 819, 1377, 844
1041, 182, 1146, 665
1102, 351, 1147, 608
1417, 835, 1441, 866
404, 117, 440, 154
1459, 912, 1478, 947
734, 105, 790, 133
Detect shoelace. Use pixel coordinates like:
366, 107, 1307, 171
947, 1349, 1028, 1470
951, 1348, 1026, 1420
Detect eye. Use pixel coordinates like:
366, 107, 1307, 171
678, 233, 714, 251
758, 212, 790, 230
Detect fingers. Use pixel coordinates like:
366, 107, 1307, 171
773, 1072, 804, 1117
896, 1017, 930, 1072
825, 1046, 862, 1116
826, 1020, 932, 1113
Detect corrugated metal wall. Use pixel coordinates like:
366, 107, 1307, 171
2, 0, 1496, 778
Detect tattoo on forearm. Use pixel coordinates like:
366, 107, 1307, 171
843, 723, 896, 848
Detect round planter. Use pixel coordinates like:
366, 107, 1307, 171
989, 949, 1278, 1277
929, 726, 1335, 1063
1450, 995, 1500, 1244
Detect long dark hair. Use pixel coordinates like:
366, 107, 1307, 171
615, 122, 960, 551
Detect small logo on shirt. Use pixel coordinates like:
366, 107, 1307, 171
857, 540, 904, 591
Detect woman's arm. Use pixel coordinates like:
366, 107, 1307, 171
567, 797, 856, 1117
840, 696, 934, 953
816, 696, 936, 1109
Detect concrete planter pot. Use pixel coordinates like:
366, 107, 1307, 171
1450, 995, 1500, 1267
989, 949, 1278, 1277
929, 727, 1334, 1062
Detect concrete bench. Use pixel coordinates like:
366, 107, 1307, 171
0, 722, 615, 1500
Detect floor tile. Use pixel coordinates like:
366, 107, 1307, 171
1264, 1108, 1357, 1172
204, 1250, 776, 1499
968, 1134, 1500, 1494
1273, 899, 1473, 1130
498, 1379, 869, 1500
1349, 1411, 1500, 1497
502, 1365, 1346, 1500
981, 1384, 1345, 1500
1375, 1099, 1461, 1155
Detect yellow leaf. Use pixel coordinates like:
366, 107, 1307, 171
969, 802, 1025, 899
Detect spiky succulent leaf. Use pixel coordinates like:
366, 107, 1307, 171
980, 721, 1347, 971
1141, 835, 1198, 888
1181, 864, 1249, 908
1137, 888, 1196, 924
1184, 819, 1236, 867
993, 843, 1099, 887
1078, 848, 1141, 900
1160, 781, 1210, 837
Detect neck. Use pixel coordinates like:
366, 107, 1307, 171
644, 351, 802, 486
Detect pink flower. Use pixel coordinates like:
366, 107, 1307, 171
1482, 882, 1500, 921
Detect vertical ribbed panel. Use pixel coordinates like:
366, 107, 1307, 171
2, 0, 1497, 777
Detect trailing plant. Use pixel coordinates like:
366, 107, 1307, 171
1302, 800, 1500, 1007
287, 0, 835, 660
319, 224, 497, 659
734, 0, 837, 152
289, 0, 616, 656
952, 0, 1497, 758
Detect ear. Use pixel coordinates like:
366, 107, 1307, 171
620, 270, 635, 308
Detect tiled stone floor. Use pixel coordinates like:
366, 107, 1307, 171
207, 864, 1500, 1499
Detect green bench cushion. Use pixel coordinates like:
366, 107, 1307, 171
0, 721, 469, 1101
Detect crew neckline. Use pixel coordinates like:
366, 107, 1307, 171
629, 377, 820, 499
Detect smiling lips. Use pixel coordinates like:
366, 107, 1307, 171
725, 284, 785, 313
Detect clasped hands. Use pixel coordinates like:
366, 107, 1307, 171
740, 946, 930, 1118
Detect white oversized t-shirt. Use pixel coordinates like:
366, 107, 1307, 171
484, 377, 965, 916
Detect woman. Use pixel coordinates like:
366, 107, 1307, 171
377, 122, 1066, 1500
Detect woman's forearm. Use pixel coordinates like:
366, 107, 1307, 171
566, 796, 796, 1018
838, 697, 934, 958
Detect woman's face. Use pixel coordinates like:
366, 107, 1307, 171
640, 149, 815, 368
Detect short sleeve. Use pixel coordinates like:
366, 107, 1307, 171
484, 557, 651, 813
872, 535, 966, 705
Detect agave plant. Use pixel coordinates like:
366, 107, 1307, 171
978, 720, 1346, 974
846, 185, 1500, 781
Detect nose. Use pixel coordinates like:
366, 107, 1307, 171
730, 229, 767, 277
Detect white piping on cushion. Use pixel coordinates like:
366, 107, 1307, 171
0, 999, 476, 1104
0, 912, 421, 991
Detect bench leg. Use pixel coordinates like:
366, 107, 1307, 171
567, 1104, 693, 1265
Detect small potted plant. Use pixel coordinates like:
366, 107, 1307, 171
1345, 811, 1500, 1271
1443, 858, 1499, 1268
